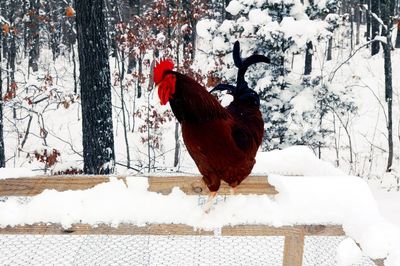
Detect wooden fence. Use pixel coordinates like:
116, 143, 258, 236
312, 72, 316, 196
0, 175, 384, 266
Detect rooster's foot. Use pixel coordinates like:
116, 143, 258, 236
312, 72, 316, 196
203, 191, 218, 214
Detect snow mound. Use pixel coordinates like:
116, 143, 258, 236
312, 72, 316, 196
0, 168, 37, 179
254, 146, 344, 176
336, 238, 362, 266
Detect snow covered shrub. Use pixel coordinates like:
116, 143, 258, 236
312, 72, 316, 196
291, 75, 358, 162
195, 0, 336, 150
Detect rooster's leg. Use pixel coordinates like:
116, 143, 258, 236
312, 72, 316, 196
203, 191, 217, 214
230, 187, 237, 195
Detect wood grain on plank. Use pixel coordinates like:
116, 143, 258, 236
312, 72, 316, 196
148, 175, 277, 195
0, 175, 277, 196
283, 233, 305, 266
0, 223, 343, 236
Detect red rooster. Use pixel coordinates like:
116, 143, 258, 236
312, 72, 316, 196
154, 41, 269, 212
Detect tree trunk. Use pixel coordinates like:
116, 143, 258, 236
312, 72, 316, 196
72, 43, 78, 94
29, 0, 40, 72
350, 6, 354, 51
366, 0, 371, 43
23, 0, 28, 57
395, 21, 400, 48
371, 0, 380, 55
224, 0, 232, 20
381, 0, 394, 172
327, 37, 333, 61
9, 29, 16, 84
341, 0, 349, 14
355, 2, 361, 45
1, 1, 7, 59
173, 121, 180, 168
117, 49, 131, 169
0, 31, 5, 168
47, 0, 60, 61
137, 56, 142, 98
182, 0, 196, 61
304, 41, 313, 75
7, 0, 16, 84
76, 0, 115, 174
127, 0, 139, 74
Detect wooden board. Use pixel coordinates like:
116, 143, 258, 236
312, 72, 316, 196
148, 175, 277, 195
0, 175, 277, 196
0, 223, 344, 236
283, 234, 304, 266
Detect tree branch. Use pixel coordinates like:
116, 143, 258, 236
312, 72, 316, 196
329, 40, 380, 82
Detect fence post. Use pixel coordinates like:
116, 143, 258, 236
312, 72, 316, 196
283, 232, 305, 266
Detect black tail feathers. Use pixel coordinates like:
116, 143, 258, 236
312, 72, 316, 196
211, 41, 270, 106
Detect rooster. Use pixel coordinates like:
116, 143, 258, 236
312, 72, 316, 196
153, 41, 269, 212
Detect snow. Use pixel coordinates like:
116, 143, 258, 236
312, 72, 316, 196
0, 174, 379, 229
226, 0, 244, 16
0, 168, 37, 179
279, 17, 329, 47
196, 19, 218, 40
212, 36, 230, 53
371, 188, 400, 227
248, 9, 270, 25
336, 238, 362, 266
373, 35, 387, 44
0, 15, 10, 24
386, 252, 400, 266
253, 146, 344, 176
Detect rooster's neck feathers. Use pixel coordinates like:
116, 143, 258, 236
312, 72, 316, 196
169, 73, 229, 123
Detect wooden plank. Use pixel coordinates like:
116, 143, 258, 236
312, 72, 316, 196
0, 175, 277, 197
0, 175, 111, 196
148, 175, 277, 195
283, 233, 305, 266
222, 224, 344, 236
0, 223, 213, 236
0, 223, 344, 236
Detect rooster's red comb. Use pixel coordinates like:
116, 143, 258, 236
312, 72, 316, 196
153, 59, 174, 84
